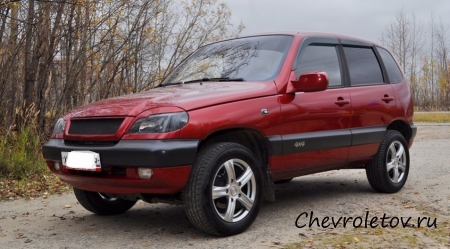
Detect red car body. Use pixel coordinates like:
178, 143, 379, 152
43, 32, 416, 235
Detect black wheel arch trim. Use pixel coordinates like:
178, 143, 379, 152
410, 124, 418, 139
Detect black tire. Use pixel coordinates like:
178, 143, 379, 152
73, 188, 137, 215
274, 178, 293, 184
184, 142, 263, 236
366, 130, 410, 193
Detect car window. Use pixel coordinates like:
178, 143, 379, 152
295, 45, 342, 87
377, 47, 404, 83
162, 35, 293, 83
343, 46, 384, 86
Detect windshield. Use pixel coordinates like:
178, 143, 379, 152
161, 35, 293, 85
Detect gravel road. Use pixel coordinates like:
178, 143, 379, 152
1, 123, 449, 248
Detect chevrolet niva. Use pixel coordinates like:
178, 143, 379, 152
43, 31, 417, 236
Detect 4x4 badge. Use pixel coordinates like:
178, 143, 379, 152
294, 141, 305, 148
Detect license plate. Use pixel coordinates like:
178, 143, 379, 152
61, 151, 101, 172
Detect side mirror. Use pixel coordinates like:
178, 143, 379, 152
290, 71, 329, 92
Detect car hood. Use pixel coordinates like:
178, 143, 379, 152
69, 81, 277, 118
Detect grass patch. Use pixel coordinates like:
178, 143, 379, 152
0, 111, 69, 200
0, 124, 48, 179
0, 125, 70, 200
414, 112, 450, 123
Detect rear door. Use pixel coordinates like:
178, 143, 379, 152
341, 42, 398, 161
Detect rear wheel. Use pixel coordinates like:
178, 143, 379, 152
74, 188, 137, 215
366, 130, 410, 193
184, 142, 263, 236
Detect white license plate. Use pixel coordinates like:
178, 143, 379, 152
61, 151, 101, 172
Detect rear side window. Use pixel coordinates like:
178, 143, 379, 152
377, 47, 404, 83
295, 45, 342, 87
343, 46, 384, 86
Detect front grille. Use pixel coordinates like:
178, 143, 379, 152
64, 140, 119, 146
68, 118, 124, 135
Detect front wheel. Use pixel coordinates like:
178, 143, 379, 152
184, 142, 263, 236
74, 188, 137, 215
366, 130, 410, 193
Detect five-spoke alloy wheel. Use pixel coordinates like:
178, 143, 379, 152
211, 158, 257, 223
184, 142, 263, 236
385, 141, 407, 184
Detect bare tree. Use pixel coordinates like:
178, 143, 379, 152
434, 20, 450, 107
381, 9, 425, 105
0, 0, 243, 134
381, 9, 450, 110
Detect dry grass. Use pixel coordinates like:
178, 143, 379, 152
414, 112, 450, 123
0, 104, 70, 201
0, 173, 69, 201
284, 218, 450, 249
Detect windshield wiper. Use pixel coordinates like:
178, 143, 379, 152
156, 82, 184, 87
158, 77, 245, 87
184, 77, 245, 83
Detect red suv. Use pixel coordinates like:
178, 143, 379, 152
43, 32, 417, 236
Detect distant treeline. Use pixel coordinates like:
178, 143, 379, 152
380, 9, 450, 111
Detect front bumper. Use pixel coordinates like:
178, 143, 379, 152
42, 139, 199, 194
46, 161, 192, 194
42, 139, 199, 167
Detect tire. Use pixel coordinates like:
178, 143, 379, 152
366, 130, 410, 193
73, 188, 137, 215
274, 178, 293, 184
184, 142, 263, 236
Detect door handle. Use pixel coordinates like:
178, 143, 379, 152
382, 95, 394, 103
335, 99, 350, 106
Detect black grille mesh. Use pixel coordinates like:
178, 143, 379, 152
64, 140, 119, 146
68, 119, 124, 135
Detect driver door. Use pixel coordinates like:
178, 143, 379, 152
273, 39, 352, 176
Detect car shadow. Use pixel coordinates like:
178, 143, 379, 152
70, 170, 377, 240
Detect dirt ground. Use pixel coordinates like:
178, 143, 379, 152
0, 123, 449, 249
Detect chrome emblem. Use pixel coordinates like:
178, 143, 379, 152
294, 141, 305, 148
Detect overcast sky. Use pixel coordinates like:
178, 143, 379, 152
226, 0, 450, 42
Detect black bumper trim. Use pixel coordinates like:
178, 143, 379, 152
42, 139, 199, 168
266, 135, 283, 156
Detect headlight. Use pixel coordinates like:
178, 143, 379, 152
128, 112, 188, 133
53, 118, 66, 135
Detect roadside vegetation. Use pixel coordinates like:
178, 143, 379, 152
0, 107, 69, 200
414, 112, 450, 123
